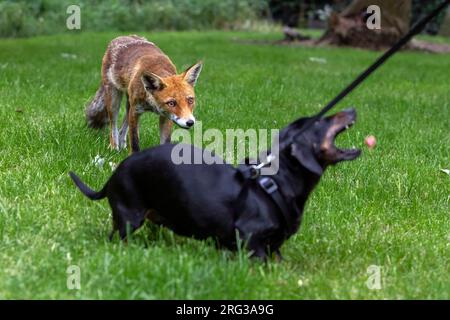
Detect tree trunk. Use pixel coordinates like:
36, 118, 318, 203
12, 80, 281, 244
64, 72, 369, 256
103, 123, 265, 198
439, 7, 450, 37
319, 0, 412, 50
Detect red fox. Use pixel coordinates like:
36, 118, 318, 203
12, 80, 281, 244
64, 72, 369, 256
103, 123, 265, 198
85, 35, 203, 152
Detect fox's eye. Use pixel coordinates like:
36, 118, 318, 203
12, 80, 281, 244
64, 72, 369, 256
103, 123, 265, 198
166, 100, 177, 108
187, 97, 195, 105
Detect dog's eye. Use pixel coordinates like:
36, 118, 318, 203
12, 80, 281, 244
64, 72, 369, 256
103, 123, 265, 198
187, 97, 195, 105
166, 100, 177, 108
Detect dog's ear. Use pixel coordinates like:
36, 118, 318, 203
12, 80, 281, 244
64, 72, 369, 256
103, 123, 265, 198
291, 143, 323, 176
182, 61, 203, 86
141, 73, 166, 92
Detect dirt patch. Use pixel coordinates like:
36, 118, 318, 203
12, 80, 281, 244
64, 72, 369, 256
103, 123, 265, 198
235, 37, 450, 54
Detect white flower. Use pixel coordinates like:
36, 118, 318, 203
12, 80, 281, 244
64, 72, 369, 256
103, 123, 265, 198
297, 278, 309, 287
61, 53, 77, 59
309, 57, 327, 64
109, 162, 117, 171
92, 155, 105, 168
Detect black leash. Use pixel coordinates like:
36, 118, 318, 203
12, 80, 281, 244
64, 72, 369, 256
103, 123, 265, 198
236, 0, 450, 233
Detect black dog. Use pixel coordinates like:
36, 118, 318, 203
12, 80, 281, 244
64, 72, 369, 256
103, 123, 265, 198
70, 108, 360, 260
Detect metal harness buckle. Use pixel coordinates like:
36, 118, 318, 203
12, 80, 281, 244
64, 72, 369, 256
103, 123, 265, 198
258, 177, 278, 194
249, 154, 276, 180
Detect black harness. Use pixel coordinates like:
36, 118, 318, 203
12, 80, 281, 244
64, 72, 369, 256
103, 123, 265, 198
234, 0, 449, 231
258, 176, 294, 231
237, 157, 296, 235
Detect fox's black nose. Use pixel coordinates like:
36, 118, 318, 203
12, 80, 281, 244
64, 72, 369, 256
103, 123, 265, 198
186, 120, 194, 127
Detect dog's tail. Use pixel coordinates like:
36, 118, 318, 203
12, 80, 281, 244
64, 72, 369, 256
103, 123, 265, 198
69, 171, 107, 200
85, 84, 108, 129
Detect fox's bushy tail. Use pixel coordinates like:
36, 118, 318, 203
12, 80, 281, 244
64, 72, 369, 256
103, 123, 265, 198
85, 84, 108, 129
69, 172, 107, 200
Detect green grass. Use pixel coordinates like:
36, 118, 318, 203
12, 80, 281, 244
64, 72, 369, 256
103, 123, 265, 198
0, 31, 449, 299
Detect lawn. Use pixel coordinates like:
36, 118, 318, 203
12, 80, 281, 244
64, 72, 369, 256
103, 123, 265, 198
0, 31, 449, 299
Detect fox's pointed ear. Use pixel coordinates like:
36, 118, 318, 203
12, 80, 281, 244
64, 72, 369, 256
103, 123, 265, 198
141, 73, 166, 92
291, 143, 323, 176
182, 61, 203, 86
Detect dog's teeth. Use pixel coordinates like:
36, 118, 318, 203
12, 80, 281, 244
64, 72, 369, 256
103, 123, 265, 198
345, 125, 349, 129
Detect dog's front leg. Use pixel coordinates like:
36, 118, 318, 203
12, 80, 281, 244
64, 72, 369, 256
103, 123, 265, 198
247, 238, 268, 261
250, 248, 268, 261
274, 249, 283, 262
159, 115, 173, 144
128, 105, 141, 153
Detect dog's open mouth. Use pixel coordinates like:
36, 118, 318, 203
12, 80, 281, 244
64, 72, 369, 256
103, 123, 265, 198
330, 108, 361, 161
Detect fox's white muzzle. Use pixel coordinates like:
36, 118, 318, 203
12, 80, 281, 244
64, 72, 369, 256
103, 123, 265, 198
170, 115, 195, 129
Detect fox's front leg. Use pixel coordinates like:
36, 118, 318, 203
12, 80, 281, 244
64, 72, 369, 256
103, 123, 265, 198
105, 86, 123, 150
159, 116, 173, 144
128, 106, 141, 153
118, 96, 130, 150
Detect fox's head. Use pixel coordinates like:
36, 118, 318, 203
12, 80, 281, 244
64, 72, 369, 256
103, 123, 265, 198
141, 62, 203, 129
